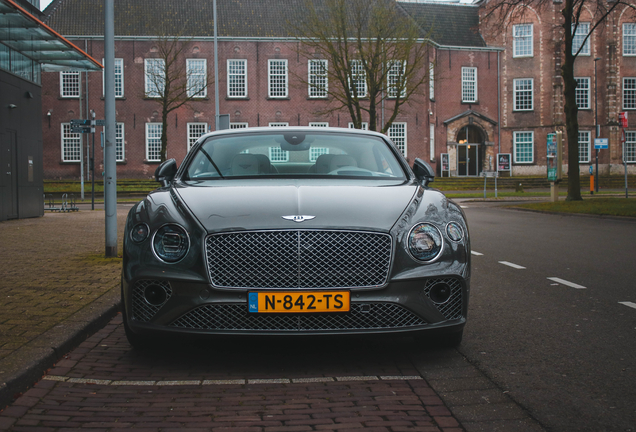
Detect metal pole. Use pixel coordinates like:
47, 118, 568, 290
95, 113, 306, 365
594, 57, 601, 193
213, 0, 220, 131
91, 109, 95, 211
79, 74, 84, 201
104, 0, 117, 257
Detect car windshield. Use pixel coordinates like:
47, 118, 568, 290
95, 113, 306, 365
182, 130, 407, 180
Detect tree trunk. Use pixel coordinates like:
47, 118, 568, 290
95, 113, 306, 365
160, 105, 169, 162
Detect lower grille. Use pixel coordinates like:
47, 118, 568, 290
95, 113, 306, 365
169, 303, 427, 331
423, 278, 463, 320
131, 280, 172, 322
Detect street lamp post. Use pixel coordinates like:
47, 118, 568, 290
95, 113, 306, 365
594, 57, 601, 193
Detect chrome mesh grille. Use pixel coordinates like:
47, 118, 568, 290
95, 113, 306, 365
131, 280, 172, 323
170, 303, 426, 331
423, 278, 463, 320
206, 230, 392, 289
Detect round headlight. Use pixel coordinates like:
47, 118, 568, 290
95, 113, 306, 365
446, 222, 464, 242
130, 223, 150, 243
407, 223, 443, 261
152, 224, 190, 263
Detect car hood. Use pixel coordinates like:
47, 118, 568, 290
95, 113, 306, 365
174, 180, 418, 233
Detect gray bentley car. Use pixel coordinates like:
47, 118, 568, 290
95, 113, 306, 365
122, 127, 470, 348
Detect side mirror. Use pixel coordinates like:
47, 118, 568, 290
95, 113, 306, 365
412, 158, 435, 186
155, 158, 178, 187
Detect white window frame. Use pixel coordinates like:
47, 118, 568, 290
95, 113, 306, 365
623, 77, 636, 110
60, 71, 80, 98
145, 123, 162, 162
145, 58, 165, 98
388, 122, 407, 157
268, 59, 288, 98
575, 77, 591, 110
227, 59, 247, 98
572, 22, 590, 56
308, 59, 328, 98
513, 78, 534, 111
186, 59, 207, 98
348, 122, 368, 130
578, 130, 591, 163
461, 67, 477, 103
230, 122, 249, 129
429, 124, 435, 162
429, 62, 435, 100
513, 131, 534, 164
102, 58, 124, 97
268, 122, 289, 161
61, 123, 81, 162
187, 122, 208, 151
625, 131, 636, 162
116, 122, 125, 162
308, 122, 329, 161
624, 24, 636, 56
513, 24, 533, 58
387, 60, 407, 99
349, 60, 367, 98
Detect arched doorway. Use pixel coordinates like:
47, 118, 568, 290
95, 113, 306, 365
456, 125, 484, 176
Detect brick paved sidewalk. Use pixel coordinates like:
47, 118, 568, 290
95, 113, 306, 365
0, 209, 128, 408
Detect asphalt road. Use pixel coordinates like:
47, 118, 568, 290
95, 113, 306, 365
458, 201, 636, 432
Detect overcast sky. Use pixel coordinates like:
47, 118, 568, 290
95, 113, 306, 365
40, 0, 53, 10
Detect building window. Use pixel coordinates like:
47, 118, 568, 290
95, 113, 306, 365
388, 122, 407, 157
575, 77, 591, 109
60, 71, 80, 97
623, 78, 636, 109
146, 123, 162, 162
625, 131, 636, 162
513, 131, 534, 163
513, 24, 533, 57
348, 122, 368, 130
102, 58, 123, 97
349, 60, 367, 98
61, 123, 81, 162
268, 122, 289, 161
624, 24, 636, 56
514, 78, 533, 111
572, 22, 590, 56
187, 123, 208, 151
186, 59, 207, 98
429, 124, 435, 162
227, 59, 247, 98
268, 59, 288, 98
116, 123, 124, 161
308, 59, 328, 98
578, 131, 591, 163
461, 67, 477, 103
230, 122, 248, 129
387, 60, 406, 99
145, 59, 165, 98
308, 122, 329, 161
429, 62, 434, 100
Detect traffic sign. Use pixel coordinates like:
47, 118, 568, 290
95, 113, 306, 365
619, 112, 628, 128
70, 119, 91, 126
71, 126, 93, 134
594, 138, 608, 149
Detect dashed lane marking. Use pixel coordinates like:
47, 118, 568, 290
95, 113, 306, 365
499, 261, 526, 269
43, 375, 422, 386
471, 251, 483, 256
547, 277, 586, 289
619, 301, 636, 310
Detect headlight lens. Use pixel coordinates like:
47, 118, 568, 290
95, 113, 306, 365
408, 223, 443, 261
130, 223, 150, 243
446, 222, 464, 242
152, 224, 190, 263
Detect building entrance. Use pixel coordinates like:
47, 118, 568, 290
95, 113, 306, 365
456, 125, 484, 176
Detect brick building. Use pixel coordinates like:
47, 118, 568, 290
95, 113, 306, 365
41, 0, 503, 179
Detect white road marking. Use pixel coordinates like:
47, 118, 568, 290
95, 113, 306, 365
547, 277, 586, 289
42, 375, 422, 386
619, 301, 636, 310
499, 261, 526, 269
471, 251, 483, 256
460, 205, 469, 209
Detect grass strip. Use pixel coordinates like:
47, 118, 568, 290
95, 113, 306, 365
510, 198, 636, 218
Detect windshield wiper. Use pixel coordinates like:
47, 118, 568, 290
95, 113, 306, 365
199, 148, 224, 179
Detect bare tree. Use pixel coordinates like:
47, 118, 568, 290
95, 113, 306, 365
144, 36, 211, 162
289, 0, 431, 134
481, 0, 631, 201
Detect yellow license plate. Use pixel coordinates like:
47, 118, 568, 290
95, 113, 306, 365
248, 291, 350, 313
